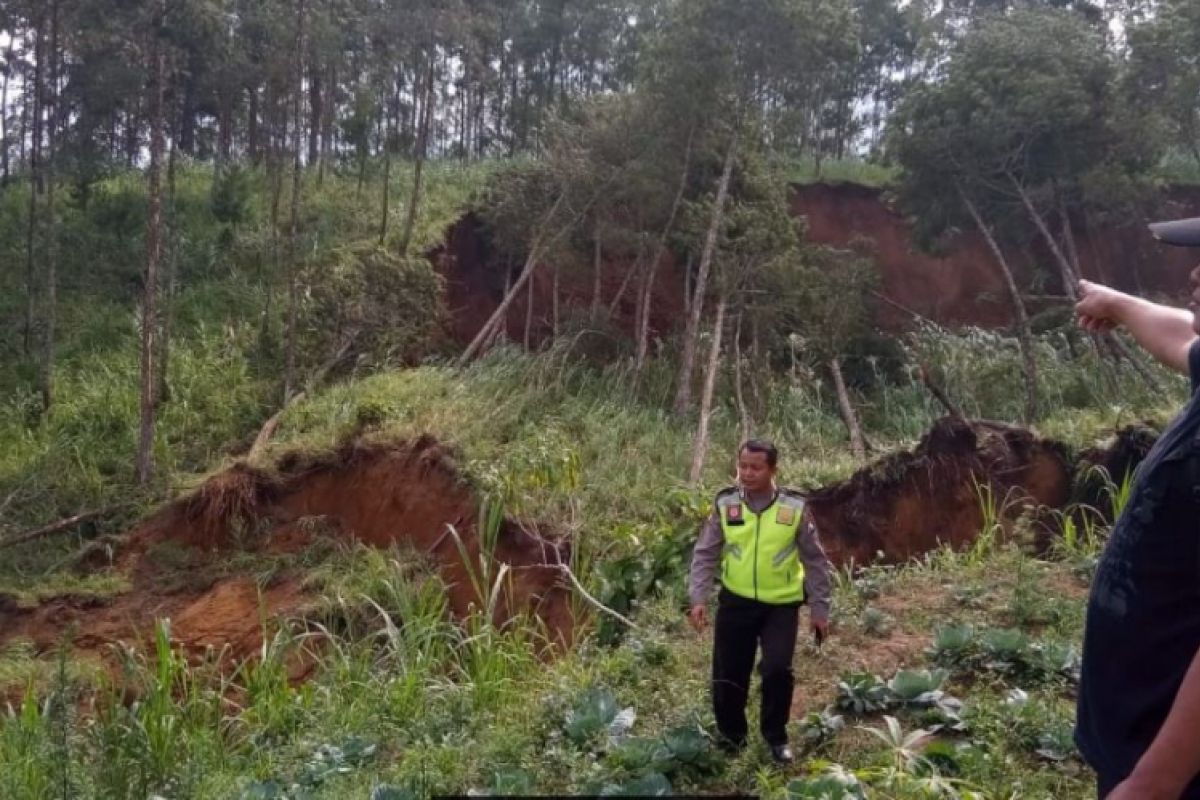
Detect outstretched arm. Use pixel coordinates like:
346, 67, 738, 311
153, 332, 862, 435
1076, 280, 1196, 375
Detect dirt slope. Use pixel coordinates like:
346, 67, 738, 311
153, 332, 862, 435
430, 185, 1200, 344
792, 182, 1200, 330
807, 417, 1073, 565
0, 437, 573, 671
0, 419, 1140, 685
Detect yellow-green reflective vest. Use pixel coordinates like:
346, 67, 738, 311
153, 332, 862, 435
717, 488, 806, 604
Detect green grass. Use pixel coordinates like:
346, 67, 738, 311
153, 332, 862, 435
783, 156, 900, 188
0, 532, 1104, 799
1156, 148, 1200, 187
0, 154, 1181, 798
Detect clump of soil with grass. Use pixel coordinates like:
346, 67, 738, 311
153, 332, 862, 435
0, 416, 1120, 696
0, 435, 573, 676
807, 416, 1073, 566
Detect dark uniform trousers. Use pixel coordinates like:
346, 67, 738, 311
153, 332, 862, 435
712, 587, 800, 747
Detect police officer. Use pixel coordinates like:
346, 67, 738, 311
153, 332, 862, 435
687, 439, 832, 764
1074, 216, 1200, 799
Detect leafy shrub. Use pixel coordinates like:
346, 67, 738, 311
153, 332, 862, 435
564, 688, 621, 745
605, 724, 718, 780
597, 772, 672, 797
860, 606, 893, 637
798, 709, 846, 749
935, 628, 1080, 686
299, 243, 446, 371
786, 766, 867, 799
836, 673, 892, 715
930, 625, 975, 667
886, 669, 948, 704
487, 768, 535, 795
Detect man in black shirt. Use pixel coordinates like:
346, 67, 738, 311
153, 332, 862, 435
1074, 215, 1200, 799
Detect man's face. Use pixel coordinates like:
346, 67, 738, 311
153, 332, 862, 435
1191, 263, 1200, 335
737, 449, 776, 493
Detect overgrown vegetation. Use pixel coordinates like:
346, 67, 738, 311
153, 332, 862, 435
3, 0, 1198, 796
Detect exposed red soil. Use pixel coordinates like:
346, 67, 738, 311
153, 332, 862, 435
430, 212, 688, 349
792, 182, 1200, 330
0, 436, 574, 675
807, 417, 1074, 566
430, 185, 1200, 344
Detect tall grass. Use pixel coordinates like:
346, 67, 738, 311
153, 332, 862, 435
781, 156, 899, 188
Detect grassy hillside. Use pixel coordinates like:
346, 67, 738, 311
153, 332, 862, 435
0, 338, 1174, 799
0, 163, 1191, 799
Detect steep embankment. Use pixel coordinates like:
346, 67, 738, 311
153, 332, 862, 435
3, 415, 1139, 680
792, 182, 1200, 329
0, 437, 574, 674
431, 212, 687, 349
432, 185, 1200, 343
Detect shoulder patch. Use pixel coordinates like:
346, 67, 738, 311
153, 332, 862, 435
715, 486, 740, 507
778, 489, 806, 510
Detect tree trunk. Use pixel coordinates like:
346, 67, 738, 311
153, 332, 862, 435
688, 296, 728, 484
634, 257, 653, 357
591, 227, 602, 316
733, 311, 751, 443
23, 21, 43, 360
39, 0, 60, 415
458, 199, 569, 365
552, 261, 560, 338
137, 1, 167, 486
1011, 175, 1077, 297
830, 356, 866, 461
674, 129, 737, 416
1059, 195, 1084, 282
398, 54, 435, 256
916, 362, 965, 421
247, 85, 261, 164
1018, 177, 1159, 389
637, 129, 694, 374
157, 126, 179, 407
217, 89, 233, 167
178, 70, 197, 156
684, 254, 692, 316
524, 263, 535, 348
17, 55, 26, 170
308, 60, 321, 166
125, 101, 139, 168
1, 48, 10, 184
606, 247, 643, 317
960, 185, 1038, 422
379, 142, 392, 246
264, 116, 285, 357
462, 255, 534, 364
357, 146, 367, 198
283, 0, 307, 402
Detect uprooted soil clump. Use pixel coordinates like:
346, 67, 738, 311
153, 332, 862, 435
1073, 423, 1158, 523
0, 436, 573, 675
806, 417, 1074, 566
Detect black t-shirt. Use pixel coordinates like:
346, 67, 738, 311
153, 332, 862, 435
1076, 340, 1200, 790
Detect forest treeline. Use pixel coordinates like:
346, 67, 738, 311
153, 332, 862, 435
2, 0, 1199, 485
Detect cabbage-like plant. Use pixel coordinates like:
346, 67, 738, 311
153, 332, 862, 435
836, 673, 892, 715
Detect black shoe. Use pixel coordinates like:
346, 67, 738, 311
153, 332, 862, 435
769, 744, 794, 764
717, 736, 746, 756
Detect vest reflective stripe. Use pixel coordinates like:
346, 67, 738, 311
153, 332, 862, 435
717, 491, 806, 604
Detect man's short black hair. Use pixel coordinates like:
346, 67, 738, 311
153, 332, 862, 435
739, 438, 778, 468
